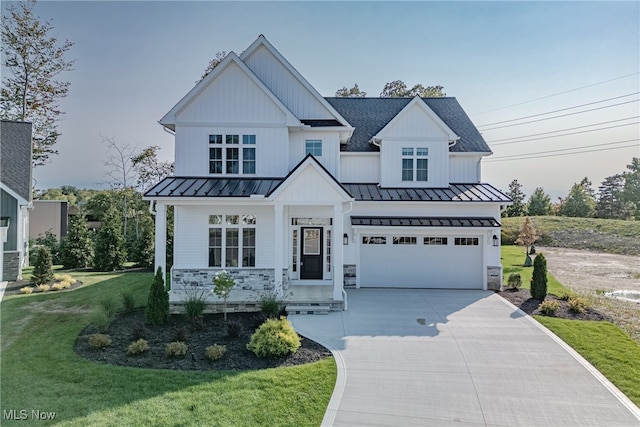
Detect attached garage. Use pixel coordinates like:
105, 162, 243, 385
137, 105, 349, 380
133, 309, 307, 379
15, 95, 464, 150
352, 217, 500, 289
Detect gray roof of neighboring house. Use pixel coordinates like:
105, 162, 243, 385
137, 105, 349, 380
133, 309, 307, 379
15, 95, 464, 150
351, 216, 501, 227
1, 120, 33, 202
325, 97, 491, 153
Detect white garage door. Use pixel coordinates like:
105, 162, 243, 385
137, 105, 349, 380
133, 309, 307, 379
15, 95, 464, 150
359, 235, 483, 289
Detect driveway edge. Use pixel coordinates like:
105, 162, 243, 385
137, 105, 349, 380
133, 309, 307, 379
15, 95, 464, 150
496, 295, 640, 422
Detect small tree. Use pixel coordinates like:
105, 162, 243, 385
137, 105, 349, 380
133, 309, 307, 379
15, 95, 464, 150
212, 270, 236, 321
145, 267, 169, 325
530, 253, 548, 301
31, 245, 53, 285
59, 215, 93, 269
515, 217, 538, 266
504, 179, 526, 217
93, 205, 126, 271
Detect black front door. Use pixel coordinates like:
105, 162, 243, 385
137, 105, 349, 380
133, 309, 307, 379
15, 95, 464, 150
300, 227, 323, 279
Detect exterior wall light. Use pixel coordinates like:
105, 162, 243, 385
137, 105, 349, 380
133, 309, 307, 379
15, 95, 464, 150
492, 234, 499, 247
343, 233, 349, 245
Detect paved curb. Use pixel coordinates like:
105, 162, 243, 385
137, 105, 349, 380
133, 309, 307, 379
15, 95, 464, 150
496, 295, 640, 422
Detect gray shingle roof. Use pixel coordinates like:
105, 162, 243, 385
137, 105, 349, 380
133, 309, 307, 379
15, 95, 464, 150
1, 120, 32, 201
351, 216, 501, 227
325, 97, 491, 153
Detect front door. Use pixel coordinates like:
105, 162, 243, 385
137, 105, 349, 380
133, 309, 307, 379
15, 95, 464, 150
300, 227, 323, 279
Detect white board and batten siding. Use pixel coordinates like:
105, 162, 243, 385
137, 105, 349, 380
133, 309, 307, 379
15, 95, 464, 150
449, 155, 482, 183
340, 153, 380, 183
243, 45, 335, 120
173, 205, 275, 269
288, 131, 341, 178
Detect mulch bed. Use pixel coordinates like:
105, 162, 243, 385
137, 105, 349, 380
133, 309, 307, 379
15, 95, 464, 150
2, 279, 84, 296
75, 310, 332, 371
498, 288, 611, 321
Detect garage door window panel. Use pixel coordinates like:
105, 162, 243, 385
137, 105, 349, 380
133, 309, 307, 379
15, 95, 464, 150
362, 236, 387, 245
424, 237, 448, 245
393, 236, 417, 245
455, 237, 479, 246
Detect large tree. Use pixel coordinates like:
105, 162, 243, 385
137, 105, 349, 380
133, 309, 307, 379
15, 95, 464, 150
527, 187, 553, 216
335, 83, 367, 98
621, 157, 640, 219
0, 0, 74, 166
131, 145, 174, 192
504, 179, 526, 217
559, 179, 595, 217
380, 80, 445, 98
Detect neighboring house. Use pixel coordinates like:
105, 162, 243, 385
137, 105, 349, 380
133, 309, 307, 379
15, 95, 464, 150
144, 36, 511, 309
30, 200, 69, 241
1, 120, 33, 282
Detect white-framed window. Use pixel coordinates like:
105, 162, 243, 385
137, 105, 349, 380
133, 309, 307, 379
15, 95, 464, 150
454, 237, 479, 246
401, 147, 428, 182
424, 237, 448, 245
305, 139, 322, 156
393, 236, 417, 245
209, 134, 256, 175
362, 236, 387, 245
208, 214, 256, 267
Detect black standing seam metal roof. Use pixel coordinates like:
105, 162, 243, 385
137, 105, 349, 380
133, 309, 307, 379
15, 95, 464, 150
325, 97, 491, 154
351, 216, 501, 228
144, 177, 512, 203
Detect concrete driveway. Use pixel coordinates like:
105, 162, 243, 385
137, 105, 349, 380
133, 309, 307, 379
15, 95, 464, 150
289, 289, 640, 427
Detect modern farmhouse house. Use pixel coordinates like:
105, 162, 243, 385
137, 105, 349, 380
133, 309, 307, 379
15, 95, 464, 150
144, 35, 511, 311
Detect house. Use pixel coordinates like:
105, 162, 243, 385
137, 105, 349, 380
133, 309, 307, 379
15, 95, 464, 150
30, 200, 69, 242
144, 36, 511, 310
1, 120, 33, 282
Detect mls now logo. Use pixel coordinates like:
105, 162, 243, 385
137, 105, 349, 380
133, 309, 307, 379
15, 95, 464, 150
3, 409, 56, 420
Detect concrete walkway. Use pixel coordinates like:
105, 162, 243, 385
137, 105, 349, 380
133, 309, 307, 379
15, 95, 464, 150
290, 289, 640, 427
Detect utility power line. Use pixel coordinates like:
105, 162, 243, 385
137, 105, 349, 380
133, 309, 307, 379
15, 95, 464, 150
487, 116, 639, 143
471, 72, 640, 116
477, 92, 639, 128
489, 121, 639, 146
485, 139, 639, 162
479, 99, 639, 131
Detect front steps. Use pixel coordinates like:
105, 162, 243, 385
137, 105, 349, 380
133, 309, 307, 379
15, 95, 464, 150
285, 304, 331, 315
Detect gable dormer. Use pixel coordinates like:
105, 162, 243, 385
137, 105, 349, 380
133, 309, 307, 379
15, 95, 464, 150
374, 97, 458, 188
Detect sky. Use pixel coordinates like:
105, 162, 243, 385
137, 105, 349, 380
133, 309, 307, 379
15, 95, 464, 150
4, 0, 639, 200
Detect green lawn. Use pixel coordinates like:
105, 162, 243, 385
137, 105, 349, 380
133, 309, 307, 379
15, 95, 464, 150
1, 269, 335, 426
501, 245, 640, 407
535, 316, 640, 407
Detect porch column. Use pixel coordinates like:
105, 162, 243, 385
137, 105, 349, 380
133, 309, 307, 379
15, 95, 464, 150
333, 203, 344, 300
154, 203, 167, 280
274, 204, 284, 298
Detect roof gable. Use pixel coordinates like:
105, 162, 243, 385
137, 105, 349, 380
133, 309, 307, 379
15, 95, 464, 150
326, 97, 491, 153
374, 96, 458, 142
241, 36, 351, 127
159, 52, 300, 129
267, 154, 353, 203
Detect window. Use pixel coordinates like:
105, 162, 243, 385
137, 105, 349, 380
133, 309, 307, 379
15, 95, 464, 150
208, 214, 256, 267
455, 237, 479, 246
362, 236, 386, 245
326, 230, 331, 273
401, 147, 429, 182
292, 218, 332, 226
393, 236, 417, 245
305, 140, 322, 156
209, 134, 256, 175
292, 230, 298, 272
424, 237, 448, 245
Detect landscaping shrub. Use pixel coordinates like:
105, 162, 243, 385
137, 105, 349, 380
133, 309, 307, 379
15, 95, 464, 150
19, 286, 33, 294
89, 334, 112, 349
247, 317, 301, 358
568, 296, 587, 314
131, 323, 147, 340
52, 282, 66, 291
556, 290, 575, 301
91, 308, 113, 333
165, 341, 188, 358
127, 339, 149, 355
258, 291, 281, 318
205, 344, 227, 361
59, 215, 93, 269
36, 284, 50, 292
99, 297, 120, 319
530, 253, 548, 300
226, 319, 243, 338
31, 231, 60, 265
173, 326, 190, 342
539, 300, 560, 316
507, 273, 522, 290
184, 293, 206, 321
31, 245, 54, 286
145, 267, 169, 325
93, 206, 126, 271
121, 291, 136, 313
250, 312, 268, 329
191, 316, 205, 331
